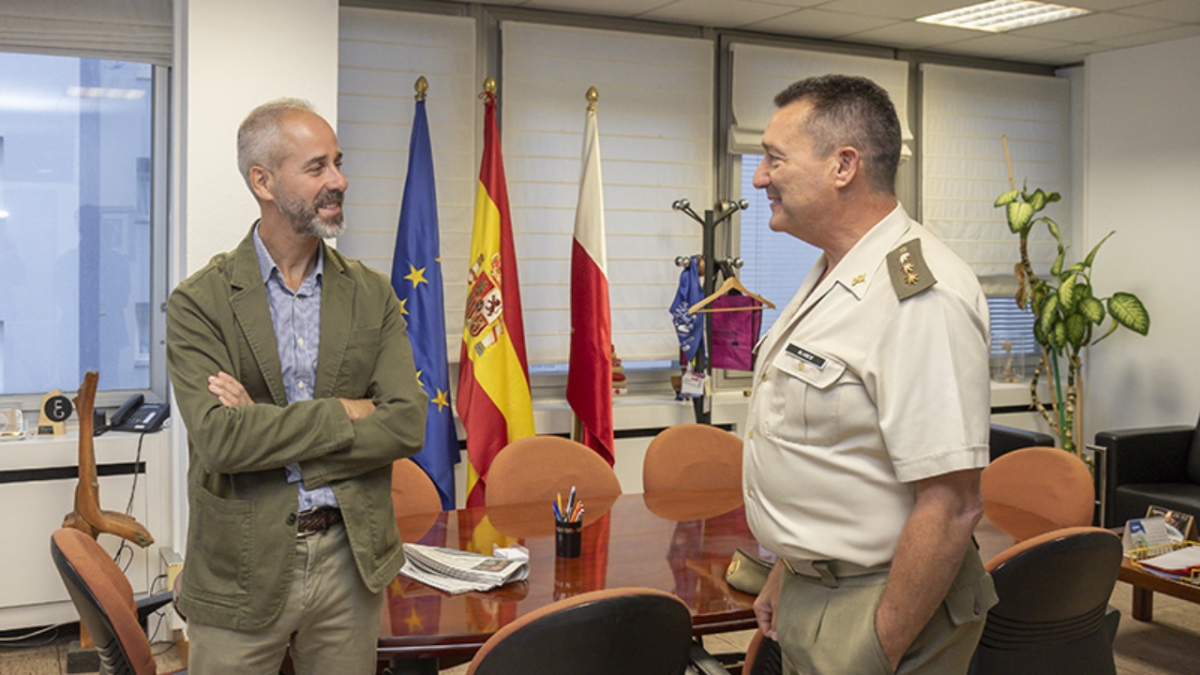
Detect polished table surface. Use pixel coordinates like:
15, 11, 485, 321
378, 490, 759, 661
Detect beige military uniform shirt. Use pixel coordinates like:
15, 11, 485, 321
743, 205, 990, 569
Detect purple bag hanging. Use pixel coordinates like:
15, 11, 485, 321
709, 295, 762, 371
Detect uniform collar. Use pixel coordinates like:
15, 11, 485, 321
823, 203, 913, 301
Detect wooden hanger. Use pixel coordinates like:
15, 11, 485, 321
688, 275, 775, 314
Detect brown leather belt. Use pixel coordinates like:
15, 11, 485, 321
297, 507, 342, 533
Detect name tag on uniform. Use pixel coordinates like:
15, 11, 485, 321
784, 344, 826, 370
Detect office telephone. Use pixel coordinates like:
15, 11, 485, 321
109, 394, 170, 433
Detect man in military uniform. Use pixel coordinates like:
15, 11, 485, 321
743, 75, 998, 674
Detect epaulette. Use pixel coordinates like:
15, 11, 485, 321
886, 238, 937, 300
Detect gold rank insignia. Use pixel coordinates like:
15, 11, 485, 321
852, 274, 866, 286
886, 238, 937, 300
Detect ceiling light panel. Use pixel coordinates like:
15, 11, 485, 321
918, 0, 1090, 32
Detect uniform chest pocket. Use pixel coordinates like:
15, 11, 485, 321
766, 346, 849, 448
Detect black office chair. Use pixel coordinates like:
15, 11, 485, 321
969, 526, 1122, 675
465, 587, 729, 675
989, 423, 1055, 462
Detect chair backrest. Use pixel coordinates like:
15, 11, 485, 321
392, 458, 444, 516
981, 446, 1094, 541
51, 528, 157, 675
643, 423, 743, 494
1189, 412, 1200, 484
485, 436, 622, 507
743, 629, 783, 675
973, 526, 1122, 675
989, 423, 1056, 462
464, 587, 694, 675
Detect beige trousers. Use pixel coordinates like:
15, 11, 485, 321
776, 547, 997, 675
188, 522, 383, 675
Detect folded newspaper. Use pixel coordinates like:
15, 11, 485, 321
399, 543, 530, 595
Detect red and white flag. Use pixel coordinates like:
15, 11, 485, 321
566, 97, 614, 465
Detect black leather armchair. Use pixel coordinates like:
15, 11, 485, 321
990, 424, 1055, 462
1094, 415, 1200, 528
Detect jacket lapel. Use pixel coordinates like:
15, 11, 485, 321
315, 245, 354, 399
228, 229, 289, 407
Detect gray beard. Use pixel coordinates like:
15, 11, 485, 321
278, 190, 346, 239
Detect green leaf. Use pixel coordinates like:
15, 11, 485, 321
1083, 231, 1116, 269
1046, 192, 1062, 203
1050, 321, 1066, 352
1079, 297, 1105, 324
1058, 273, 1077, 311
1074, 283, 1092, 300
1044, 217, 1061, 243
1065, 313, 1088, 348
994, 190, 1020, 207
1032, 318, 1049, 347
1030, 189, 1047, 212
1007, 201, 1034, 233
1039, 294, 1059, 335
1108, 293, 1150, 335
1051, 251, 1064, 277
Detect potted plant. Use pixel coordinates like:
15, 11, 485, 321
994, 145, 1150, 459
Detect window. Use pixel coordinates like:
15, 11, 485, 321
0, 52, 161, 399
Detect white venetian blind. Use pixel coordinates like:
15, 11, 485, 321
0, 0, 172, 66
921, 64, 1070, 294
500, 21, 713, 364
336, 8, 476, 355
729, 42, 912, 157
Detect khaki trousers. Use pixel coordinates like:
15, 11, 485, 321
776, 547, 997, 675
188, 522, 383, 675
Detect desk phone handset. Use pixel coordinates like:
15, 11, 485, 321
110, 394, 170, 433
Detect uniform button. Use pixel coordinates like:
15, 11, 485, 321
759, 374, 767, 383
287, 513, 297, 526
747, 431, 754, 440
297, 381, 305, 390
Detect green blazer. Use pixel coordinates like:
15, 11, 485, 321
167, 227, 427, 630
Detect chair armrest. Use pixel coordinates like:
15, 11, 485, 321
688, 642, 733, 675
136, 590, 174, 627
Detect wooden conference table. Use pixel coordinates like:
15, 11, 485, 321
378, 489, 759, 668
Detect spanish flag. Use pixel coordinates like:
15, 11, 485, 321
457, 85, 535, 507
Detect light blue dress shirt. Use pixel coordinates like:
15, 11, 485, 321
252, 225, 339, 512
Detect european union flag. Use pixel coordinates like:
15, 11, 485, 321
392, 98, 459, 510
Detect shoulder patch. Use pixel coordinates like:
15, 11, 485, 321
886, 239, 937, 301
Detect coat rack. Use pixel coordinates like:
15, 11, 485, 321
672, 197, 748, 424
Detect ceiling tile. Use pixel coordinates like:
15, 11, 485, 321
638, 0, 797, 27
933, 33, 1073, 60
741, 8, 899, 38
1018, 42, 1101, 65
843, 20, 980, 49
523, 0, 675, 15
1060, 0, 1163, 10
1008, 12, 1173, 41
753, 0, 830, 7
815, 0, 974, 21
1094, 23, 1200, 47
1114, 0, 1200, 23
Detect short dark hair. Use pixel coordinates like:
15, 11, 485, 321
774, 74, 901, 195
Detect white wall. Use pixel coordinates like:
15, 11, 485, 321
1083, 35, 1200, 436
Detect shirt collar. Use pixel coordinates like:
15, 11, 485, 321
252, 221, 324, 288
825, 203, 913, 301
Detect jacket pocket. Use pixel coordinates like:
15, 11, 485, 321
186, 484, 254, 605
767, 345, 849, 447
338, 326, 382, 394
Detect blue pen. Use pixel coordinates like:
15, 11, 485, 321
553, 500, 563, 522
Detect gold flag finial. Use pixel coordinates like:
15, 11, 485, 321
483, 76, 497, 94
586, 86, 598, 112
415, 76, 428, 101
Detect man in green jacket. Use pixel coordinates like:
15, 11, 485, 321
167, 99, 426, 674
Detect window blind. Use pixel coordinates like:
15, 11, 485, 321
336, 7, 476, 357
921, 64, 1070, 295
0, 0, 172, 66
729, 43, 912, 158
499, 21, 714, 363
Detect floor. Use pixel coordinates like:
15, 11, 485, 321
2, 584, 1197, 674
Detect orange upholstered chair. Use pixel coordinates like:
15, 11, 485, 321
643, 423, 743, 494
391, 458, 444, 516
51, 528, 182, 675
464, 588, 696, 675
485, 436, 621, 508
981, 446, 1094, 541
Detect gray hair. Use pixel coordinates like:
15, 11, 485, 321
236, 98, 316, 191
774, 75, 901, 195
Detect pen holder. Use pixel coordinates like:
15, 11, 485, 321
555, 519, 583, 558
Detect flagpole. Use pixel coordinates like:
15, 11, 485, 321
570, 84, 599, 447
415, 75, 427, 101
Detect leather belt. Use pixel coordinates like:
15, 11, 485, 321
297, 507, 342, 533
782, 558, 890, 588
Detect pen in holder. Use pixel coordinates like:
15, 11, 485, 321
553, 487, 584, 558
555, 519, 582, 558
